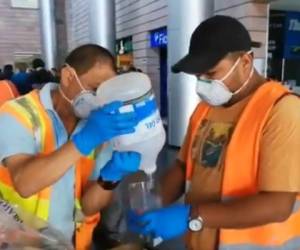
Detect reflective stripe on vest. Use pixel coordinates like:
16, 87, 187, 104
0, 91, 52, 220
185, 82, 300, 248
0, 90, 99, 249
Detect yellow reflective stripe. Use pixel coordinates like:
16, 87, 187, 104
15, 96, 45, 151
6, 101, 33, 132
26, 94, 47, 151
75, 198, 81, 210
0, 94, 51, 221
87, 150, 95, 160
0, 182, 49, 221
74, 198, 85, 229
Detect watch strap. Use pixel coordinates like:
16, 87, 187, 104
97, 176, 120, 190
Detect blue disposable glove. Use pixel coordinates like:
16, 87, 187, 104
99, 151, 141, 182
72, 101, 137, 155
127, 203, 191, 241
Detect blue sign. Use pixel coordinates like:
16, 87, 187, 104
150, 27, 167, 48
284, 11, 300, 59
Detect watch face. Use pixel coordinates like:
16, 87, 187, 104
189, 218, 203, 232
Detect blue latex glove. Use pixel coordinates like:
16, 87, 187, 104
127, 203, 191, 241
99, 151, 141, 182
72, 101, 137, 155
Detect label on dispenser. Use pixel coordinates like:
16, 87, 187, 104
113, 94, 163, 147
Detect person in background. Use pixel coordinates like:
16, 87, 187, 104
129, 15, 300, 250
11, 63, 29, 95
0, 44, 141, 249
50, 68, 60, 82
27, 58, 55, 90
0, 64, 14, 80
50, 67, 60, 82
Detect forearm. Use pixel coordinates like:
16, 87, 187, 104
10, 141, 82, 197
192, 192, 297, 229
160, 160, 186, 205
81, 182, 113, 216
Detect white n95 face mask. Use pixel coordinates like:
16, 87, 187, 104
196, 51, 254, 106
71, 91, 98, 119
59, 65, 98, 119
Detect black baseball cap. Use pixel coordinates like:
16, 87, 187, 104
172, 15, 261, 75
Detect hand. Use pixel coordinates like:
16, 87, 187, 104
99, 151, 141, 182
128, 203, 190, 241
72, 101, 137, 155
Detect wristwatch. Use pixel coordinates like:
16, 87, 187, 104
97, 176, 120, 190
188, 216, 204, 232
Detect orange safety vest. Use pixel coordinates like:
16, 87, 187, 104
0, 80, 19, 106
0, 90, 99, 250
185, 81, 300, 250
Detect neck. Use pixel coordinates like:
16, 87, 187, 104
226, 70, 266, 106
51, 89, 78, 134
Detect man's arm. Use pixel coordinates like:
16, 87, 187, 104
81, 150, 142, 216
4, 141, 82, 198
160, 159, 186, 205
193, 191, 297, 229
1, 101, 138, 199
80, 182, 113, 216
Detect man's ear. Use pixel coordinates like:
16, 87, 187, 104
241, 52, 253, 71
61, 66, 75, 88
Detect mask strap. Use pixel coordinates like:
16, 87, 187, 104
233, 50, 254, 95
220, 56, 241, 82
220, 50, 253, 82
246, 50, 253, 55
234, 65, 254, 95
59, 86, 72, 104
65, 63, 87, 92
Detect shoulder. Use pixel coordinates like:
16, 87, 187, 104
271, 95, 300, 118
264, 95, 300, 133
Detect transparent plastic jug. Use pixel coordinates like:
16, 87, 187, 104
96, 72, 166, 174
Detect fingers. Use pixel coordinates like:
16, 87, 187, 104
127, 211, 156, 237
125, 152, 141, 172
139, 213, 154, 225
112, 127, 136, 137
141, 219, 155, 236
113, 119, 137, 130
112, 113, 138, 131
102, 101, 123, 113
111, 151, 141, 172
113, 112, 137, 123
127, 210, 142, 234
91, 104, 138, 135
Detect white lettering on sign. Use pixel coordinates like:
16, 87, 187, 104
154, 32, 167, 45
289, 19, 300, 31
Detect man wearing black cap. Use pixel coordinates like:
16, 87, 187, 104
128, 16, 300, 250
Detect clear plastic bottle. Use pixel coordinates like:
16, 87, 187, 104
96, 72, 166, 175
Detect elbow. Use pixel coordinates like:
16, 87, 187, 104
13, 178, 34, 199
273, 205, 294, 223
15, 187, 33, 199
82, 207, 98, 217
81, 201, 103, 217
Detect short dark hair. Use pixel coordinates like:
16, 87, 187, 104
32, 58, 45, 69
65, 44, 116, 75
4, 64, 13, 72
